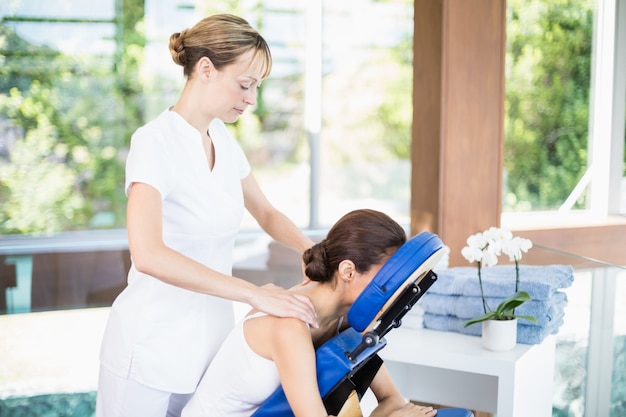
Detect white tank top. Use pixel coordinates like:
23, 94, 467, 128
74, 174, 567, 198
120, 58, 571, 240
182, 312, 281, 417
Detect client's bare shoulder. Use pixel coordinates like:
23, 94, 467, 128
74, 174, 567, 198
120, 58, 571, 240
244, 314, 312, 361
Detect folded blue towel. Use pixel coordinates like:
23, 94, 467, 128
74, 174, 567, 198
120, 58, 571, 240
423, 312, 563, 345
419, 291, 567, 327
429, 265, 574, 300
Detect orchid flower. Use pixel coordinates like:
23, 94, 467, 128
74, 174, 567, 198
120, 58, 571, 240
461, 227, 534, 319
502, 236, 533, 294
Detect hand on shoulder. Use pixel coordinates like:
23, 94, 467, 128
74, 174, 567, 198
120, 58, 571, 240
249, 283, 318, 328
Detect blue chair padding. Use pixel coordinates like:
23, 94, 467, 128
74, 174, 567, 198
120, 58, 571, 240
253, 232, 474, 417
437, 409, 475, 417
347, 232, 444, 332
253, 327, 384, 416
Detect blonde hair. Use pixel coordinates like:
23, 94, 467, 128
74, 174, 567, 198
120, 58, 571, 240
169, 14, 272, 78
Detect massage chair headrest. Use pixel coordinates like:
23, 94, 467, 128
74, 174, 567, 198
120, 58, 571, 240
346, 231, 444, 332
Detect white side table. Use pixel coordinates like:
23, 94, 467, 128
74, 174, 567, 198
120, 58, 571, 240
380, 328, 556, 417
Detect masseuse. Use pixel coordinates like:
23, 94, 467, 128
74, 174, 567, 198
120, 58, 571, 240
96, 14, 317, 417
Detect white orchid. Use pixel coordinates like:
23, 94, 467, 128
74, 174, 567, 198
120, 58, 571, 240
461, 227, 524, 265
466, 231, 488, 249
460, 244, 483, 263
461, 227, 534, 318
481, 245, 500, 268
502, 236, 533, 262
482, 226, 512, 254
461, 228, 509, 267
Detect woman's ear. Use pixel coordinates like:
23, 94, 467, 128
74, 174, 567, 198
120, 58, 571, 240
338, 260, 356, 282
197, 56, 214, 79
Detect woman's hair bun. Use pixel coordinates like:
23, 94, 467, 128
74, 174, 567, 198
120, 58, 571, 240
302, 241, 331, 283
301, 209, 406, 286
168, 31, 186, 66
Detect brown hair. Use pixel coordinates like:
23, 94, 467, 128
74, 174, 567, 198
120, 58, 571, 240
168, 14, 272, 78
303, 209, 407, 283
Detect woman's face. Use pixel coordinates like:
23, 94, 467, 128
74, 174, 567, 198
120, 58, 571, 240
351, 262, 385, 301
209, 49, 265, 123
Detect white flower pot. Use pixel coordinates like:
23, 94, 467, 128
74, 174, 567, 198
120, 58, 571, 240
481, 318, 518, 351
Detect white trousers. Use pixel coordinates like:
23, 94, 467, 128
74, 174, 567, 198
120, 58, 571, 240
96, 365, 192, 417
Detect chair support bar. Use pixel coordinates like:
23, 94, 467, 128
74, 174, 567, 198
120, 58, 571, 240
347, 270, 438, 362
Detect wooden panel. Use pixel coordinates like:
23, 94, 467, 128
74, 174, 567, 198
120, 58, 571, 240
508, 218, 626, 268
411, 0, 506, 266
411, 0, 444, 234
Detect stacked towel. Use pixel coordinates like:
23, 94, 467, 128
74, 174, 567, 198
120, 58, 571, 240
420, 265, 574, 344
402, 304, 425, 330
420, 291, 567, 328
422, 313, 565, 345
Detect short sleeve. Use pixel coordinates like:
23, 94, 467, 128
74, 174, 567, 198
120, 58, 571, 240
125, 126, 172, 198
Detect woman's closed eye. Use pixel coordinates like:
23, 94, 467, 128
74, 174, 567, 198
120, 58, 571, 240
239, 76, 261, 91
241, 84, 261, 92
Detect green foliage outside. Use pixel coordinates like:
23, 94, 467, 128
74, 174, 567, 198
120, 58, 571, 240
0, 0, 144, 234
504, 0, 594, 211
0, 0, 602, 232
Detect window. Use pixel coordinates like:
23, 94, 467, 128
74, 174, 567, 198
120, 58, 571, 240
504, 0, 626, 216
0, 0, 414, 313
0, 0, 128, 234
0, 0, 415, 234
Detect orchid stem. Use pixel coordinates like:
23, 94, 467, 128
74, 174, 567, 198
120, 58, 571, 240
513, 260, 520, 315
477, 261, 488, 314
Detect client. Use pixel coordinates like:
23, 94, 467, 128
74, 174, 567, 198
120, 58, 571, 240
182, 209, 437, 417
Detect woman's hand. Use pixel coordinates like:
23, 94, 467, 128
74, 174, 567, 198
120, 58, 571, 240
250, 283, 319, 328
369, 365, 437, 417
388, 403, 437, 417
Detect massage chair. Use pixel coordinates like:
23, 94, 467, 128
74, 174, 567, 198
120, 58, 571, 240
253, 232, 474, 417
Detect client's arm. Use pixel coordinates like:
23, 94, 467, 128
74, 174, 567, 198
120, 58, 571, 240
369, 364, 437, 417
248, 315, 332, 417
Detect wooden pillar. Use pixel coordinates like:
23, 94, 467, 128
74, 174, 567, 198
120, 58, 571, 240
411, 0, 506, 266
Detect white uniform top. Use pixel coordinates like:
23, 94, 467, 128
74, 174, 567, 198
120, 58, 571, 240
181, 312, 280, 417
99, 108, 251, 393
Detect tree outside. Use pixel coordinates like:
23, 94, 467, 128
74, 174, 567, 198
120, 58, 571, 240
504, 0, 594, 212
1, 0, 600, 234
0, 0, 143, 234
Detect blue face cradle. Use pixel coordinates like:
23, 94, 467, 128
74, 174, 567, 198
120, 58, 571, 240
347, 232, 445, 333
